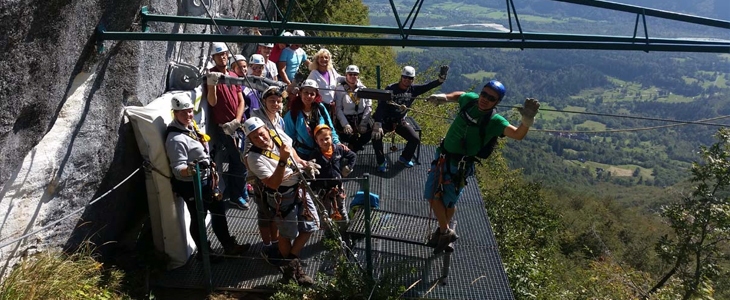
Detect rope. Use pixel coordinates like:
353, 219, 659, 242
0, 167, 143, 249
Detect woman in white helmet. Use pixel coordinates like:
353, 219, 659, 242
307, 48, 342, 116
164, 95, 250, 261
283, 79, 342, 157
334, 65, 372, 152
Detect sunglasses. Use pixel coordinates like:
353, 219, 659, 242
401, 76, 414, 80
251, 65, 264, 70
347, 73, 359, 77
480, 91, 499, 102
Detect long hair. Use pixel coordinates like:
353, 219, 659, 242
308, 48, 334, 72
288, 92, 323, 121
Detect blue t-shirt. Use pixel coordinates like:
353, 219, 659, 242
279, 47, 308, 81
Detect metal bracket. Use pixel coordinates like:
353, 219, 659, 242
633, 9, 651, 53
505, 0, 526, 49
388, 0, 426, 42
140, 6, 150, 32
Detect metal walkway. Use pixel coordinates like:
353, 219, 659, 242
152, 144, 514, 299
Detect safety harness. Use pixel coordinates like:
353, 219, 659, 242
291, 103, 335, 153
248, 129, 313, 220
432, 101, 499, 204
166, 122, 221, 201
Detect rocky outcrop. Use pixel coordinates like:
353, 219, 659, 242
0, 0, 265, 273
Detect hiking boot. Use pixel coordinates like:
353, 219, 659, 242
426, 228, 441, 248
398, 156, 414, 168
433, 229, 458, 255
223, 241, 251, 256
280, 258, 315, 286
377, 162, 387, 173
261, 243, 283, 266
230, 197, 250, 210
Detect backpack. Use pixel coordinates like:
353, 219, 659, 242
458, 100, 502, 159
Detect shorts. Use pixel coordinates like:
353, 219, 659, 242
266, 189, 319, 239
423, 151, 474, 208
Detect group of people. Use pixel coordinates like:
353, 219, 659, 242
163, 38, 541, 286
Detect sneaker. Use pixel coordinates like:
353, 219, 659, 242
261, 244, 283, 266
377, 162, 387, 173
398, 156, 414, 168
433, 229, 459, 255
283, 258, 314, 286
230, 197, 250, 210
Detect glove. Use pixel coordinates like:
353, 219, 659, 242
303, 160, 321, 178
187, 161, 198, 176
358, 122, 368, 134
220, 119, 240, 136
425, 93, 447, 106
342, 165, 352, 177
518, 98, 540, 127
343, 124, 353, 135
372, 122, 383, 140
438, 65, 449, 82
206, 72, 223, 86
337, 76, 346, 85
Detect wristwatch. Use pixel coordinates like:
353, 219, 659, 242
277, 160, 287, 168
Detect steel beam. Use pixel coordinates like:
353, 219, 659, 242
137, 13, 729, 46
552, 0, 730, 29
98, 31, 730, 53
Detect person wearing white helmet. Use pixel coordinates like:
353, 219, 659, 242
307, 48, 343, 115
278, 30, 311, 85
165, 95, 251, 262
257, 43, 279, 81
334, 65, 372, 152
231, 54, 247, 77
242, 116, 319, 286
249, 54, 266, 77
283, 79, 343, 157
204, 42, 251, 210
371, 65, 449, 172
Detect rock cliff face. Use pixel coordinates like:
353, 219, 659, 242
0, 0, 264, 272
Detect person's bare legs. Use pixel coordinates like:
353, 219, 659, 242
429, 199, 450, 232
289, 231, 312, 257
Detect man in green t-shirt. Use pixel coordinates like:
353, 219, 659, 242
423, 80, 540, 253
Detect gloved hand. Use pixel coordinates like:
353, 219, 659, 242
187, 161, 198, 177
438, 65, 449, 82
206, 72, 223, 86
342, 165, 352, 177
337, 76, 346, 85
372, 122, 383, 140
343, 124, 353, 135
425, 93, 447, 106
358, 121, 369, 134
303, 160, 321, 178
220, 119, 240, 136
518, 98, 540, 127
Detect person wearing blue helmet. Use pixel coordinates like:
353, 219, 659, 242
422, 80, 540, 254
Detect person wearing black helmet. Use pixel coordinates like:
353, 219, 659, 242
422, 80, 540, 254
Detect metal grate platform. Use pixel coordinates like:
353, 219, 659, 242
152, 144, 514, 299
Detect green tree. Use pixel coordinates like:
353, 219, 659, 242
649, 128, 730, 299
